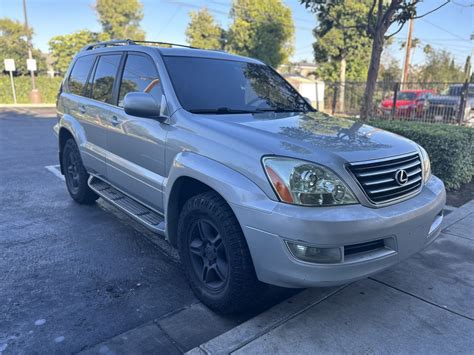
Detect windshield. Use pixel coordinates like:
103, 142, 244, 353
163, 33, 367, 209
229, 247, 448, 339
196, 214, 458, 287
447, 85, 474, 97
162, 56, 312, 114
396, 92, 417, 101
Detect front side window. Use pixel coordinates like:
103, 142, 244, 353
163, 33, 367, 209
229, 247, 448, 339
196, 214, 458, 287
118, 54, 163, 107
162, 56, 312, 114
90, 54, 122, 104
67, 55, 95, 96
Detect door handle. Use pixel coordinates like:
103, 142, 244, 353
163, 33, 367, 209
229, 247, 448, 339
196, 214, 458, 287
111, 115, 119, 126
79, 105, 86, 114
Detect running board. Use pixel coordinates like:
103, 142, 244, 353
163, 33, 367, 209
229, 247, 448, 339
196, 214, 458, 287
88, 176, 166, 236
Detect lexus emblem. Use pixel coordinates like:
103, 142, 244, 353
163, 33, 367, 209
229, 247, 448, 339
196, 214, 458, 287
395, 169, 409, 186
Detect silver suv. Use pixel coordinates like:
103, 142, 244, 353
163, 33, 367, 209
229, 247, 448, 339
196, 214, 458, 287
55, 40, 445, 313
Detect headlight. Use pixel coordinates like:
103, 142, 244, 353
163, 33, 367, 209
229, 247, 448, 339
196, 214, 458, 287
418, 145, 431, 183
262, 157, 358, 206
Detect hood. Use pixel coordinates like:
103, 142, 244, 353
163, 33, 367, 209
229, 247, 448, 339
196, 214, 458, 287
381, 99, 414, 108
201, 111, 418, 163
428, 95, 461, 105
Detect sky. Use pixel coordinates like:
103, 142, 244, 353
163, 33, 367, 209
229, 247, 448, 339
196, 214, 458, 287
1, 0, 472, 67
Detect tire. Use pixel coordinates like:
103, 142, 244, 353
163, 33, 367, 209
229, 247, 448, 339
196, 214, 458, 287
62, 138, 98, 204
177, 191, 265, 314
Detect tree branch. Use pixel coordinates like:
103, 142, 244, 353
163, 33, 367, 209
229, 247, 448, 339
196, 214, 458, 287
367, 0, 377, 36
385, 23, 404, 39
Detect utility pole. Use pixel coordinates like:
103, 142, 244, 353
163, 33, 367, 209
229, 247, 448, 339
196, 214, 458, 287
23, 0, 41, 103
400, 16, 414, 90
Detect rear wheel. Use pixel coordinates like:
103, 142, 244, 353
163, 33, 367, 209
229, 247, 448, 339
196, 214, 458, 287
62, 139, 98, 204
177, 191, 265, 314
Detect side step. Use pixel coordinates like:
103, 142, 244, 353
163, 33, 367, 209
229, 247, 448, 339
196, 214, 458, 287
88, 176, 166, 236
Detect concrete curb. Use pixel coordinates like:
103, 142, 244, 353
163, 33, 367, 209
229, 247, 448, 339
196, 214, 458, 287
186, 285, 347, 355
442, 200, 474, 230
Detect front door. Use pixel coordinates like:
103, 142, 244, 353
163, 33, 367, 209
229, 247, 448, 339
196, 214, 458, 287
104, 52, 168, 212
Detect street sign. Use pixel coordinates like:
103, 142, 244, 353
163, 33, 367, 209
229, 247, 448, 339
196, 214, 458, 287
27, 58, 37, 72
4, 59, 17, 104
4, 58, 16, 72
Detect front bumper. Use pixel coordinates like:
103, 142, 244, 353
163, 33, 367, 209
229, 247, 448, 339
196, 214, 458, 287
232, 176, 445, 288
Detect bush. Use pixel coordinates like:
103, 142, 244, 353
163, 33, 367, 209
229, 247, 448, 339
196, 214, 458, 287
369, 120, 473, 190
0, 75, 62, 104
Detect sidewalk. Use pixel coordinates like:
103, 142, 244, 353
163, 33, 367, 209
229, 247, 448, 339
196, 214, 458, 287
189, 201, 474, 354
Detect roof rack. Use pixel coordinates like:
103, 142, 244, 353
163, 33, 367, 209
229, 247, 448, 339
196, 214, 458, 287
81, 39, 199, 51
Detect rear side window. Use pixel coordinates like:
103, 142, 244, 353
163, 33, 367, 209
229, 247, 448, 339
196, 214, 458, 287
118, 54, 162, 107
90, 54, 122, 104
67, 55, 95, 96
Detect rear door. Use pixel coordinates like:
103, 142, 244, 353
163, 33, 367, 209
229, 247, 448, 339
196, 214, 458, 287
82, 53, 123, 178
104, 52, 168, 212
62, 54, 108, 176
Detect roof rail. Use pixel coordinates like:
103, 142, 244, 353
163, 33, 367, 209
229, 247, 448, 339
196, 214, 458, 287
81, 39, 199, 52
81, 39, 137, 51
132, 40, 199, 49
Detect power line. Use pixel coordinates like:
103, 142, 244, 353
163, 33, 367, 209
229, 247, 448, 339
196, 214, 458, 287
156, 5, 182, 37
420, 18, 469, 41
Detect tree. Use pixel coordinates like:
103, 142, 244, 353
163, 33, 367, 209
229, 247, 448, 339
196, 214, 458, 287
301, 0, 449, 120
227, 0, 294, 67
0, 18, 45, 75
310, 0, 371, 111
186, 8, 225, 50
417, 46, 464, 83
49, 30, 109, 74
95, 0, 145, 40
378, 57, 401, 83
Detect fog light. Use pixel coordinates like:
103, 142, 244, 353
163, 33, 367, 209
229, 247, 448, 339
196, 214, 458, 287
286, 242, 342, 263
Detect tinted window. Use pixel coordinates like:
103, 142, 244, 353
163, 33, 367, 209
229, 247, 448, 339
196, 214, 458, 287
90, 54, 122, 104
397, 92, 417, 101
68, 55, 95, 96
162, 56, 311, 114
118, 54, 162, 107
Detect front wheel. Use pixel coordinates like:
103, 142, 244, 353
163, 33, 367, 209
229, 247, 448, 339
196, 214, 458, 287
177, 191, 265, 314
62, 138, 98, 204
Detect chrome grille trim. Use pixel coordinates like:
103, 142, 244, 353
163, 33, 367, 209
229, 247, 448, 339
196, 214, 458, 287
347, 152, 423, 205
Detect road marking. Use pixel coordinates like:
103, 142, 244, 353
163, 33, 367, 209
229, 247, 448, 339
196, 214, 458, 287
45, 165, 65, 181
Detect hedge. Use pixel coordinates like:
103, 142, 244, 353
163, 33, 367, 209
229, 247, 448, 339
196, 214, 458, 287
369, 120, 473, 190
0, 76, 62, 104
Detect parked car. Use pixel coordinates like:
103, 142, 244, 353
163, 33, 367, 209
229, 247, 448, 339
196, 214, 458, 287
378, 90, 435, 119
54, 40, 445, 313
425, 84, 474, 122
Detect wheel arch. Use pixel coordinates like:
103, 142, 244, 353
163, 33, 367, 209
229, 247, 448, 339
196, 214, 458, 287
58, 127, 75, 174
57, 115, 87, 174
164, 152, 273, 248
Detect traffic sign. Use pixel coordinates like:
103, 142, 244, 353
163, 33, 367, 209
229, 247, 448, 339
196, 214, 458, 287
4, 59, 16, 72
27, 58, 37, 72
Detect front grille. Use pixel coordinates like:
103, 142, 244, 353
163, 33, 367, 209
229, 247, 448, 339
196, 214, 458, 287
348, 153, 423, 205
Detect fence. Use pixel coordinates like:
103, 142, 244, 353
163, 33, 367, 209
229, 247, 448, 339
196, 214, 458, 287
323, 80, 473, 125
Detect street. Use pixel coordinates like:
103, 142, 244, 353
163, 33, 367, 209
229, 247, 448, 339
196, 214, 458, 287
0, 109, 292, 353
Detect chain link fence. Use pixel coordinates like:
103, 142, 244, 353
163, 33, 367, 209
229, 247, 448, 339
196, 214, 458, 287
322, 80, 473, 125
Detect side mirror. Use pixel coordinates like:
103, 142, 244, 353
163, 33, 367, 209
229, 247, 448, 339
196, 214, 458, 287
124, 92, 165, 121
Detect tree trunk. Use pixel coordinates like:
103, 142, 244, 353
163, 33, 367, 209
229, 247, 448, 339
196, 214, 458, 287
338, 57, 346, 113
360, 34, 384, 120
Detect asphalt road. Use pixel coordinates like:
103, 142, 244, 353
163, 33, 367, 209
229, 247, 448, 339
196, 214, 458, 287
0, 109, 293, 354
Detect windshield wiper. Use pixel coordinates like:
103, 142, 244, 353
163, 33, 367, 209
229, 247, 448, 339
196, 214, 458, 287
255, 107, 308, 113
189, 107, 258, 114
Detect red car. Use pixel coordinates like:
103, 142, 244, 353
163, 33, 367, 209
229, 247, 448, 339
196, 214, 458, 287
378, 89, 435, 118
